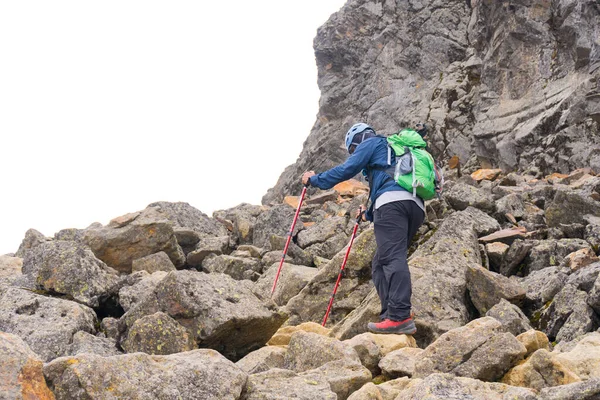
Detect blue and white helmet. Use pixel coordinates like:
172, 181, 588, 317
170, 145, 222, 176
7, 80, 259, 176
344, 122, 373, 152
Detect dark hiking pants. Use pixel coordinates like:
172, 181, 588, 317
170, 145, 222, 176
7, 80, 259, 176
372, 200, 425, 321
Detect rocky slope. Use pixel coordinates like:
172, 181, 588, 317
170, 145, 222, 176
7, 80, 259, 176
263, 0, 600, 205
2, 167, 600, 399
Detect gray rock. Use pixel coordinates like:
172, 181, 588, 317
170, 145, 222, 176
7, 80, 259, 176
525, 239, 591, 273
0, 331, 54, 399
566, 261, 600, 292
330, 288, 381, 341
285, 229, 376, 327
84, 219, 185, 273
66, 331, 122, 357
121, 270, 286, 360
445, 183, 495, 213
546, 189, 600, 228
466, 264, 527, 314
283, 331, 361, 373
253, 262, 317, 306
398, 373, 537, 400
235, 346, 287, 375
523, 267, 568, 308
486, 298, 533, 336
20, 241, 120, 308
186, 236, 231, 267
300, 360, 372, 400
242, 368, 336, 400
15, 229, 49, 259
485, 242, 509, 272
118, 271, 167, 312
540, 379, 600, 400
213, 203, 264, 245
121, 311, 195, 355
499, 239, 534, 276
100, 317, 120, 341
202, 254, 262, 281
379, 347, 424, 379
131, 251, 176, 273
297, 216, 348, 248
144, 201, 229, 240
252, 204, 302, 250
0, 255, 22, 286
496, 193, 526, 220
0, 287, 97, 362
44, 349, 247, 400
540, 284, 597, 342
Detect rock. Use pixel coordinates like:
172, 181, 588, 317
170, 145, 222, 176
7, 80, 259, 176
379, 347, 424, 378
399, 373, 537, 399
471, 169, 503, 181
131, 251, 176, 273
44, 349, 247, 400
486, 242, 509, 271
565, 248, 599, 272
479, 228, 528, 246
267, 322, 330, 346
20, 240, 120, 308
284, 331, 361, 373
347, 378, 412, 400
546, 189, 600, 228
121, 270, 286, 360
186, 236, 231, 267
83, 219, 185, 273
486, 299, 533, 336
343, 332, 417, 375
516, 329, 550, 357
466, 264, 527, 314
297, 216, 348, 248
254, 262, 317, 306
66, 331, 121, 357
0, 255, 22, 286
285, 228, 376, 326
242, 368, 336, 400
100, 317, 120, 341
565, 262, 600, 292
523, 267, 567, 308
554, 332, 600, 380
540, 379, 600, 400
499, 239, 534, 276
414, 317, 526, 381
496, 194, 526, 220
121, 311, 195, 355
333, 179, 369, 197
445, 183, 495, 213
15, 229, 49, 259
501, 349, 581, 391
252, 204, 301, 250
118, 271, 168, 312
525, 239, 591, 273
0, 331, 54, 400
305, 190, 339, 206
0, 287, 97, 362
202, 254, 262, 281
300, 360, 372, 400
539, 284, 597, 342
235, 346, 287, 374
330, 289, 381, 341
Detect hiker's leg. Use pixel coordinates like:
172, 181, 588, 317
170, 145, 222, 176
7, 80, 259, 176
371, 245, 388, 320
374, 201, 424, 321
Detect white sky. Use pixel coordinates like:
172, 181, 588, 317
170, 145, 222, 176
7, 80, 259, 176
0, 1, 347, 255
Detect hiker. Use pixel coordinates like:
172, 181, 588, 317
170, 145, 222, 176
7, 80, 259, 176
302, 123, 426, 335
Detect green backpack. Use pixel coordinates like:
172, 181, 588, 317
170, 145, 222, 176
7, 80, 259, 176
386, 129, 442, 200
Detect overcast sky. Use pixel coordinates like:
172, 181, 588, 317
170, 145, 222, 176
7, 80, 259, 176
0, 1, 347, 255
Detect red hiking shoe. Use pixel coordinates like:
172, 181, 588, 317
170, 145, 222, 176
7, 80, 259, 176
367, 317, 416, 335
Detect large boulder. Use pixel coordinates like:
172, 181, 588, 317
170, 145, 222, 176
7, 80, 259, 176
202, 254, 262, 281
486, 299, 533, 336
0, 255, 22, 286
283, 331, 361, 373
546, 189, 600, 228
285, 228, 376, 326
235, 346, 287, 375
213, 203, 264, 245
118, 271, 168, 312
44, 349, 247, 400
131, 251, 176, 273
445, 183, 496, 213
21, 240, 120, 308
121, 311, 195, 355
300, 360, 372, 400
83, 214, 186, 273
540, 380, 600, 400
253, 262, 317, 306
414, 317, 527, 382
66, 331, 122, 357
14, 229, 49, 259
554, 332, 600, 380
242, 368, 336, 400
0, 331, 54, 400
252, 204, 301, 250
466, 264, 526, 314
121, 270, 286, 359
0, 287, 97, 362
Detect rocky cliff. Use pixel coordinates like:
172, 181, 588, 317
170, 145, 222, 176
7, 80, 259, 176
263, 0, 600, 205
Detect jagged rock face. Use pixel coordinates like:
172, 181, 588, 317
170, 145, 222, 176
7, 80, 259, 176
263, 0, 600, 205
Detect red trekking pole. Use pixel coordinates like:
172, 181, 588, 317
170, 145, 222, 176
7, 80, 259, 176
271, 185, 308, 296
322, 209, 364, 326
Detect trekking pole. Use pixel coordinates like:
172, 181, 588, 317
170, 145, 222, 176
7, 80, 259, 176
322, 209, 364, 326
271, 184, 308, 296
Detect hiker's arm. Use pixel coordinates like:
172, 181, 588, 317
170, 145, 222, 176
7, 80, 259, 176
308, 143, 372, 189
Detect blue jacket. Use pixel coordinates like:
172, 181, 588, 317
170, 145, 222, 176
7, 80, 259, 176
308, 136, 408, 221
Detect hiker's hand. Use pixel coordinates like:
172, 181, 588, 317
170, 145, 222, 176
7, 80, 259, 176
302, 171, 315, 186
356, 205, 367, 221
